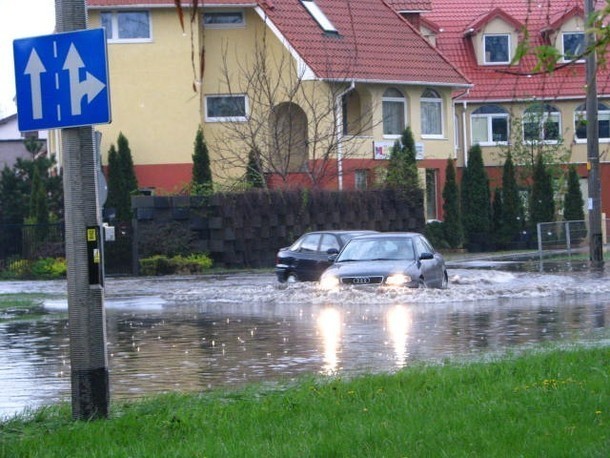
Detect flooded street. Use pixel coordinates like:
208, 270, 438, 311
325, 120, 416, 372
2, 260, 610, 419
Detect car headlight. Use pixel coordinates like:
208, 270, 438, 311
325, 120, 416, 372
320, 275, 340, 289
385, 273, 411, 286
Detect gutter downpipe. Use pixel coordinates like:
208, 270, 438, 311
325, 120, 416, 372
452, 88, 470, 166
462, 100, 468, 165
336, 80, 355, 190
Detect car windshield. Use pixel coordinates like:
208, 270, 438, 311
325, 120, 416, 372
337, 238, 415, 262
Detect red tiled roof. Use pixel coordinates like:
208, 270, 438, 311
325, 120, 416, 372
464, 8, 523, 36
425, 0, 610, 102
260, 0, 469, 86
384, 1, 432, 12
545, 5, 585, 33
87, 0, 257, 7
87, 0, 469, 87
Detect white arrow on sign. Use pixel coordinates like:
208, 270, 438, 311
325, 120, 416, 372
63, 43, 106, 116
24, 49, 46, 120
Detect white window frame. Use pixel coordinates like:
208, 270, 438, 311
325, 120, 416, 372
101, 10, 152, 43
562, 32, 585, 62
483, 34, 510, 65
205, 94, 248, 122
382, 88, 407, 139
354, 169, 369, 190
421, 89, 444, 138
523, 104, 561, 144
470, 105, 509, 146
203, 10, 246, 29
574, 102, 610, 143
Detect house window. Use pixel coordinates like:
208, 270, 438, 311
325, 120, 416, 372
341, 90, 362, 135
205, 95, 247, 122
382, 88, 406, 137
421, 88, 443, 137
574, 102, 610, 142
484, 34, 510, 64
300, 0, 337, 34
523, 103, 561, 142
471, 105, 509, 145
101, 11, 151, 41
562, 32, 585, 61
203, 11, 245, 28
355, 169, 369, 190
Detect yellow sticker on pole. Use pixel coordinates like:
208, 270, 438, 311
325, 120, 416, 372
87, 228, 97, 241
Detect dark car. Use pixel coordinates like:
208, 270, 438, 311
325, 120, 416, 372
275, 230, 376, 283
319, 232, 448, 289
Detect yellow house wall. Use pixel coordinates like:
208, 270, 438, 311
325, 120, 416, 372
368, 85, 456, 160
88, 9, 200, 168
200, 9, 290, 181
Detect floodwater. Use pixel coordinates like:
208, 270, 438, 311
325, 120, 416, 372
1, 258, 610, 419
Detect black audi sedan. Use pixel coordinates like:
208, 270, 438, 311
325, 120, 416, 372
319, 232, 448, 289
275, 230, 376, 283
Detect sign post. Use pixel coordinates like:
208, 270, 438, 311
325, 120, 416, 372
14, 2, 111, 420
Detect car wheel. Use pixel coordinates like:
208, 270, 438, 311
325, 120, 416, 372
441, 271, 448, 289
287, 273, 298, 283
418, 278, 427, 289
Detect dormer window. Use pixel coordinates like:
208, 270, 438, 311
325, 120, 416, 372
562, 32, 585, 62
300, 0, 338, 34
484, 34, 510, 64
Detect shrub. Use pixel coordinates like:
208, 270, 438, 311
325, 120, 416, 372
139, 253, 213, 276
30, 257, 67, 279
424, 221, 449, 250
0, 257, 66, 279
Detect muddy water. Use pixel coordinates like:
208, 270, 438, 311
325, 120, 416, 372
1, 266, 610, 419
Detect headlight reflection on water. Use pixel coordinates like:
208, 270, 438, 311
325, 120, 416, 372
317, 307, 342, 375
386, 305, 413, 368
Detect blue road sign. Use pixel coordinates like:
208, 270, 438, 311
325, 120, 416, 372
13, 28, 111, 131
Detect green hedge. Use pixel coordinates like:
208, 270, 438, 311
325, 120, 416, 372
0, 257, 67, 280
139, 253, 213, 276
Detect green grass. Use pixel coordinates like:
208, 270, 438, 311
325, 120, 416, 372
1, 345, 608, 457
0, 294, 48, 322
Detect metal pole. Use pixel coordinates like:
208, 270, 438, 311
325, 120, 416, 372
56, 0, 109, 420
585, 0, 604, 269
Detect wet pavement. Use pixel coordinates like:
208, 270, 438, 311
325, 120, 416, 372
1, 258, 610, 419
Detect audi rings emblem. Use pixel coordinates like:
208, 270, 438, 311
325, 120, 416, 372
352, 277, 371, 284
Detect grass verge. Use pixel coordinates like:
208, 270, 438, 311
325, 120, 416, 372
0, 294, 48, 322
1, 345, 608, 457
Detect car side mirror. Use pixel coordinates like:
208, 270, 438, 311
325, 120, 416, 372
327, 248, 339, 255
328, 253, 338, 263
419, 252, 434, 260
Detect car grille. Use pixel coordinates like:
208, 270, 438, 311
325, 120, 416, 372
340, 276, 384, 285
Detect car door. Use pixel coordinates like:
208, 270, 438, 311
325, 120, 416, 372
414, 235, 441, 286
293, 233, 323, 281
317, 233, 342, 276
